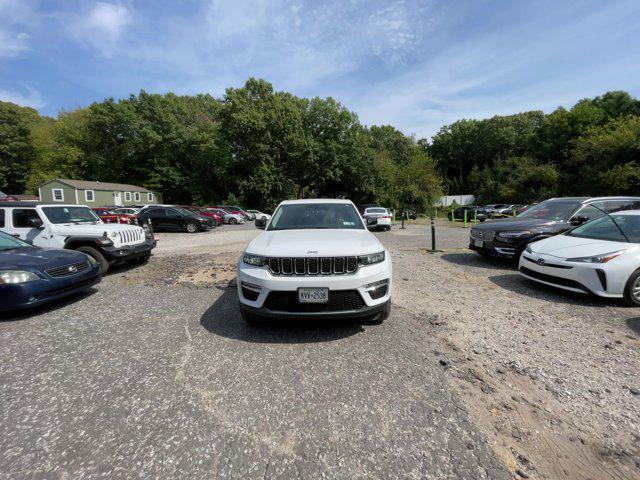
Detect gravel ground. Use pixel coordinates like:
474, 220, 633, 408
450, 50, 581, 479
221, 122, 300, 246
0, 221, 638, 479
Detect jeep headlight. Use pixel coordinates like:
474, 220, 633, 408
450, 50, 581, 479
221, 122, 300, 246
243, 253, 268, 267
0, 270, 39, 284
359, 251, 385, 265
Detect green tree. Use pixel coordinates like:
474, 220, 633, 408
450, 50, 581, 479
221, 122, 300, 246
0, 101, 41, 193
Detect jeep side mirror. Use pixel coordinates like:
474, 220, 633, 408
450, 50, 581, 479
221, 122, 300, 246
28, 218, 44, 229
255, 217, 266, 229
570, 215, 589, 226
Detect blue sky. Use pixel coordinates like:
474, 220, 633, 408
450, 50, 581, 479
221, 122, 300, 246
1, 0, 639, 138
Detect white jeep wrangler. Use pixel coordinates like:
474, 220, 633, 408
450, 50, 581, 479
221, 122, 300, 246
0, 202, 156, 273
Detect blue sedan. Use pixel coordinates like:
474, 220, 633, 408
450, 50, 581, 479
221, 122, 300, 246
0, 231, 101, 312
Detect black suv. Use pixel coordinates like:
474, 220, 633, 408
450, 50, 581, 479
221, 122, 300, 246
138, 206, 214, 233
453, 206, 487, 222
469, 197, 640, 259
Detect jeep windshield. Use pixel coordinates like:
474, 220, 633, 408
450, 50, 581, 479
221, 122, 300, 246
267, 203, 365, 231
42, 206, 102, 224
516, 200, 581, 221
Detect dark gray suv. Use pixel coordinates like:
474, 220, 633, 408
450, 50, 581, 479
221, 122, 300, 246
469, 197, 640, 259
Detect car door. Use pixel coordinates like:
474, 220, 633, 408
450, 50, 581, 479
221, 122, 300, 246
144, 208, 166, 230
165, 208, 184, 230
10, 208, 51, 246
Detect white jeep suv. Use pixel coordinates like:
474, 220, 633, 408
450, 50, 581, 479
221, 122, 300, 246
0, 202, 156, 274
237, 199, 392, 323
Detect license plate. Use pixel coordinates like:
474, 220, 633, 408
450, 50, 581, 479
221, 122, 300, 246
474, 239, 484, 247
298, 288, 329, 303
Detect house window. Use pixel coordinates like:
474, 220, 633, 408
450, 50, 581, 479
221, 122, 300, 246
134, 192, 141, 202
52, 188, 64, 202
85, 190, 95, 202
124, 192, 132, 202
147, 192, 154, 202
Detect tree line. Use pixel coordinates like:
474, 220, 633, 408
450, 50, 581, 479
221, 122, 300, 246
1, 80, 639, 211
428, 90, 640, 203
0, 78, 440, 211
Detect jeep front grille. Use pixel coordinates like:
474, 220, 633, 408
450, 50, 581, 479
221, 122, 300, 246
268, 257, 358, 276
119, 228, 143, 245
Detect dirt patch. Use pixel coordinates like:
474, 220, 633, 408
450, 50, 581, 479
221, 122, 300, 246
386, 226, 640, 480
113, 253, 238, 288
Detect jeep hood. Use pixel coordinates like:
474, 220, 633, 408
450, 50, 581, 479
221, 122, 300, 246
51, 223, 142, 236
245, 229, 384, 257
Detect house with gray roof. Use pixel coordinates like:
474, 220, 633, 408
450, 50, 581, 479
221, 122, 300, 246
38, 179, 161, 207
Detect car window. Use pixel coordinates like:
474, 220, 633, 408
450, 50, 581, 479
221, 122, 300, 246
42, 206, 101, 224
0, 230, 32, 250
366, 208, 387, 214
605, 200, 640, 213
517, 200, 582, 221
12, 209, 42, 228
568, 214, 640, 243
575, 204, 606, 222
0, 208, 4, 228
268, 203, 365, 231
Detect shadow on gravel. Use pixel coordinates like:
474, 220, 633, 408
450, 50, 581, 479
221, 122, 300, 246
626, 317, 640, 336
0, 288, 98, 322
441, 252, 516, 271
489, 274, 609, 307
199, 286, 364, 344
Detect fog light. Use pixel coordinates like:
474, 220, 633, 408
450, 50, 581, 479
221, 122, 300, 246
364, 279, 388, 291
241, 281, 262, 291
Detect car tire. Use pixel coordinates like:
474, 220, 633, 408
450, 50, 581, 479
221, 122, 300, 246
623, 269, 640, 307
77, 246, 109, 274
229, 218, 238, 225
185, 222, 199, 233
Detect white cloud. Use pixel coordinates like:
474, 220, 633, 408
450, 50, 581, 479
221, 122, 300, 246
0, 85, 45, 109
72, 2, 132, 56
0, 31, 29, 58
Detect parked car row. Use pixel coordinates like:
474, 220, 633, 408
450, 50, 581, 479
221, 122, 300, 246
134, 204, 267, 232
0, 201, 158, 312
469, 196, 640, 306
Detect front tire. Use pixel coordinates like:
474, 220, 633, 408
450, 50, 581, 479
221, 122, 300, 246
229, 218, 238, 225
363, 301, 390, 325
77, 246, 109, 274
623, 270, 640, 307
185, 222, 199, 233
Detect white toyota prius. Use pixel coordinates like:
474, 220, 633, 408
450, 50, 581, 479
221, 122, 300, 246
519, 210, 640, 306
237, 199, 392, 323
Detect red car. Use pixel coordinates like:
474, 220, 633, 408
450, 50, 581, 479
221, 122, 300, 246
92, 208, 137, 224
209, 205, 246, 218
180, 206, 223, 226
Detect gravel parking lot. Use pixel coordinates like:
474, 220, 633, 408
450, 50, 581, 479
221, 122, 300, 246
1, 222, 638, 479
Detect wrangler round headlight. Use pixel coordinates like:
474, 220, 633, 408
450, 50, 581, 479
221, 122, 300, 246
0, 270, 39, 284
359, 251, 385, 265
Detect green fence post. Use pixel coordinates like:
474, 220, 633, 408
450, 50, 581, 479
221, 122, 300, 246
435, 209, 438, 221
464, 209, 468, 228
474, 209, 477, 224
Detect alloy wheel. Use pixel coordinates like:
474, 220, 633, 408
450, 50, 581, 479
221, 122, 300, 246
633, 276, 640, 302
